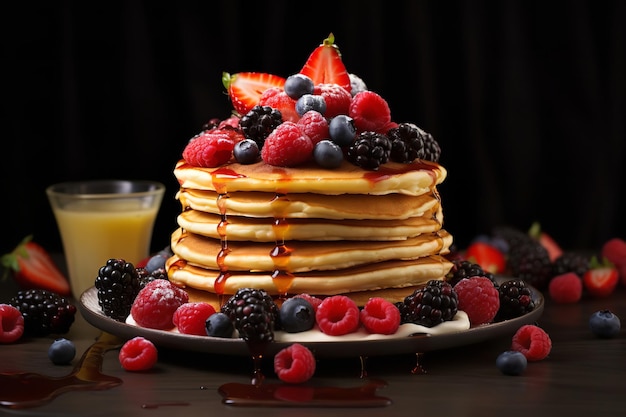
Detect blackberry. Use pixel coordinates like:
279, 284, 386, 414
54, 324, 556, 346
239, 105, 283, 149
446, 259, 498, 288
552, 251, 591, 278
221, 288, 277, 343
94, 258, 140, 322
136, 267, 169, 290
496, 279, 535, 320
346, 131, 391, 170
9, 289, 76, 336
398, 280, 458, 327
388, 123, 427, 163
421, 130, 441, 162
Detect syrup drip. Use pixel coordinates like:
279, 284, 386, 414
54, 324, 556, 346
269, 194, 295, 298
218, 378, 391, 407
411, 353, 427, 375
0, 332, 123, 409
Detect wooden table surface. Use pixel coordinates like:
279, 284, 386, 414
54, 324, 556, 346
1, 278, 625, 417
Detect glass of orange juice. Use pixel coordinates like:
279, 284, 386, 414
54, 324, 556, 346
46, 180, 165, 299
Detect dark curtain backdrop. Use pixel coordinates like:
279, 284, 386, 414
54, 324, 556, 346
2, 0, 625, 256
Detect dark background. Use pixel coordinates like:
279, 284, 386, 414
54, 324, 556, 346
2, 0, 624, 258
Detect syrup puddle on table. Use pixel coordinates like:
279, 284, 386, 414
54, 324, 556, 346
0, 332, 123, 409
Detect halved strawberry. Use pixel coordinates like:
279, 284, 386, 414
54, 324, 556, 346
464, 241, 506, 274
299, 33, 351, 93
1, 235, 71, 296
528, 222, 563, 262
582, 256, 619, 297
222, 72, 285, 116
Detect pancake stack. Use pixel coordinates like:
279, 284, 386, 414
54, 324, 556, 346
166, 158, 453, 308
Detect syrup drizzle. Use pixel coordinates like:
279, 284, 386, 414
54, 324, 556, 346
0, 332, 123, 409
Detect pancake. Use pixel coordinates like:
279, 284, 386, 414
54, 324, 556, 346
177, 188, 441, 220
170, 227, 452, 272
174, 159, 446, 196
167, 254, 452, 299
177, 205, 444, 241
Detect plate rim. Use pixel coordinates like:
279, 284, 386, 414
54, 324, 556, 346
79, 280, 544, 357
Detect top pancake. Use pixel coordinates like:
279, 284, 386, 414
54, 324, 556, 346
174, 158, 447, 196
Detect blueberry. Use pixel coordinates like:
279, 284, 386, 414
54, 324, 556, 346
589, 309, 621, 338
205, 312, 234, 338
328, 115, 356, 147
145, 254, 168, 273
495, 350, 527, 376
48, 338, 76, 365
313, 140, 344, 169
279, 297, 315, 333
284, 73, 314, 99
233, 139, 260, 164
296, 94, 326, 116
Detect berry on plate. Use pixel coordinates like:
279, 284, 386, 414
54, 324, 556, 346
464, 241, 506, 274
48, 338, 76, 365
511, 324, 552, 361
279, 297, 316, 333
454, 277, 500, 325
0, 304, 24, 343
548, 272, 583, 303
496, 350, 527, 376
315, 295, 360, 336
205, 312, 235, 338
274, 343, 316, 384
359, 297, 400, 335
582, 256, 619, 297
119, 336, 158, 371
173, 302, 216, 336
130, 280, 189, 330
589, 310, 621, 338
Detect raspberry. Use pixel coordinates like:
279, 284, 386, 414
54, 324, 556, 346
296, 110, 330, 145
359, 297, 401, 335
273, 343, 316, 384
173, 302, 216, 336
511, 324, 552, 361
119, 336, 158, 371
548, 272, 583, 303
454, 277, 500, 325
130, 280, 189, 330
258, 87, 299, 122
315, 295, 360, 336
293, 293, 323, 313
261, 122, 313, 167
0, 304, 25, 343
602, 237, 626, 268
349, 90, 392, 134
182, 130, 237, 168
313, 83, 352, 118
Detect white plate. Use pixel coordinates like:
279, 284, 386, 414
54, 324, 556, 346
78, 281, 544, 357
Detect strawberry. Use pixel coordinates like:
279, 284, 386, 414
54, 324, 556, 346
222, 72, 285, 116
464, 241, 506, 274
299, 33, 351, 93
1, 236, 70, 296
528, 222, 563, 262
582, 256, 619, 297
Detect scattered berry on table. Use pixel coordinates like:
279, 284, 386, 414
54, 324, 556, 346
359, 297, 401, 335
315, 295, 360, 336
261, 122, 313, 167
48, 338, 76, 365
8, 289, 76, 336
173, 302, 217, 336
205, 312, 235, 338
589, 310, 621, 338
239, 105, 283, 150
346, 131, 391, 170
551, 251, 591, 278
284, 73, 315, 99
582, 256, 619, 298
495, 350, 527, 376
495, 279, 535, 321
511, 324, 552, 361
274, 343, 316, 384
0, 304, 25, 343
601, 237, 626, 269
95, 258, 140, 322
548, 272, 583, 304
233, 138, 260, 164
313, 140, 344, 169
279, 297, 316, 333
398, 280, 458, 327
221, 288, 278, 344
328, 114, 356, 147
119, 336, 158, 371
454, 277, 500, 326
130, 280, 189, 330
